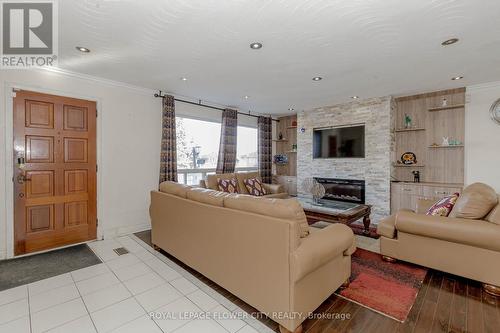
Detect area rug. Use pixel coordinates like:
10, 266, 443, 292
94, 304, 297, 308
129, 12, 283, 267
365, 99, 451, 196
0, 244, 101, 291
336, 248, 427, 322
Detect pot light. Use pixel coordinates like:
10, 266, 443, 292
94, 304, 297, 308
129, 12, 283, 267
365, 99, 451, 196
250, 42, 263, 49
451, 76, 464, 80
312, 76, 322, 81
244, 95, 249, 99
76, 46, 90, 53
181, 77, 188, 81
351, 96, 359, 99
288, 108, 294, 111
441, 38, 459, 46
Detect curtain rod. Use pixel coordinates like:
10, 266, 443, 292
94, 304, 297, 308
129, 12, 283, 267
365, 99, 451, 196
154, 91, 279, 122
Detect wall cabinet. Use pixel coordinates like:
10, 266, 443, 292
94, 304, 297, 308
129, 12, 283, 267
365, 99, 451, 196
391, 182, 462, 213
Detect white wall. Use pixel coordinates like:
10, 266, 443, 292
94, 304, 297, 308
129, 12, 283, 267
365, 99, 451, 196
0, 69, 162, 259
465, 82, 500, 192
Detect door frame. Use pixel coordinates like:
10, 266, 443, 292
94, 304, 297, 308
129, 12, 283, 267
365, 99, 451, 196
4, 82, 103, 259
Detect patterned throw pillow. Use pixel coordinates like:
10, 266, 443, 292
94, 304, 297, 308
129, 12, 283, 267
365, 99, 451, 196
426, 193, 460, 217
243, 178, 268, 196
217, 178, 238, 193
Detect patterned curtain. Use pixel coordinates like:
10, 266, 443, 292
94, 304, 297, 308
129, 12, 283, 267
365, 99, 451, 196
258, 116, 273, 183
159, 95, 178, 184
216, 109, 238, 174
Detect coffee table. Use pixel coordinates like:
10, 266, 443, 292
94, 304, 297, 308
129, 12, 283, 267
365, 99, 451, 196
296, 197, 372, 235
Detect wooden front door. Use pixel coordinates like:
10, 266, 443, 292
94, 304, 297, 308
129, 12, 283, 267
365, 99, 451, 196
13, 90, 97, 255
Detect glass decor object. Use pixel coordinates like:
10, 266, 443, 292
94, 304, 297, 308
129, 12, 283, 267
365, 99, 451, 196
273, 154, 289, 165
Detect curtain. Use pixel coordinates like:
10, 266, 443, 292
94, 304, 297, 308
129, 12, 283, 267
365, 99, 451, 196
216, 109, 238, 174
159, 95, 178, 184
258, 116, 273, 183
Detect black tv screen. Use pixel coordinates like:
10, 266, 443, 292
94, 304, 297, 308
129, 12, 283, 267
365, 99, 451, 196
313, 125, 365, 158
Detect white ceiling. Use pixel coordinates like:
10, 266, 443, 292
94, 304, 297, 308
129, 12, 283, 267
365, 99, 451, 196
58, 0, 500, 115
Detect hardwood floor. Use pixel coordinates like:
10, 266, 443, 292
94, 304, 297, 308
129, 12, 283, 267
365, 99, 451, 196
135, 230, 499, 333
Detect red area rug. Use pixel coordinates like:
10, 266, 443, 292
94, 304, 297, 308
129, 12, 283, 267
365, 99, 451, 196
337, 248, 427, 322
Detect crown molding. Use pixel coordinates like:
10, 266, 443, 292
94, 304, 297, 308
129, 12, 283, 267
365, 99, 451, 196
39, 67, 157, 95
466, 80, 500, 91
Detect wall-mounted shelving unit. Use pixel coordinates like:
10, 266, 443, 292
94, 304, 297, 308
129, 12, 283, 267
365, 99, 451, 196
391, 88, 465, 213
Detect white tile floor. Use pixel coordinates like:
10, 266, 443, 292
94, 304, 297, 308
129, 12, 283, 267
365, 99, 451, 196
0, 234, 267, 333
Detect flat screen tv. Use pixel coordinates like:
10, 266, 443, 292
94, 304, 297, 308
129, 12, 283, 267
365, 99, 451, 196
313, 125, 365, 158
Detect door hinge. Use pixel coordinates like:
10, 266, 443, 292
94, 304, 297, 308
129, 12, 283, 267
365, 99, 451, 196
11, 87, 20, 97
96, 165, 98, 172
96, 218, 98, 227
96, 109, 98, 117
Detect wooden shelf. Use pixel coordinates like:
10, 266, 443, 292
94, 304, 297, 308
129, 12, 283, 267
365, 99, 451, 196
287, 126, 297, 129
428, 104, 465, 112
286, 151, 297, 153
395, 128, 426, 133
428, 145, 464, 148
393, 164, 425, 167
272, 139, 288, 142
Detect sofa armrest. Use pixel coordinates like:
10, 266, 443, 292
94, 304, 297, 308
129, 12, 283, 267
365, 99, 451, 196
291, 224, 354, 282
263, 183, 285, 194
377, 209, 413, 239
416, 198, 435, 214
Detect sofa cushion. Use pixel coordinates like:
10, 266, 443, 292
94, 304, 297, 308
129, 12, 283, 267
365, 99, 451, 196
426, 193, 459, 217
223, 195, 310, 238
217, 178, 239, 193
449, 183, 498, 219
186, 188, 230, 207
243, 178, 268, 196
159, 181, 191, 198
206, 173, 235, 191
395, 211, 500, 252
486, 197, 500, 225
235, 171, 260, 195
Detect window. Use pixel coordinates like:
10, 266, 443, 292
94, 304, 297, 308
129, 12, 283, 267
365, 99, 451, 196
236, 126, 258, 168
176, 116, 258, 185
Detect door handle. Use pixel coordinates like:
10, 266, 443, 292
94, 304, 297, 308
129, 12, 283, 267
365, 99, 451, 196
17, 174, 31, 184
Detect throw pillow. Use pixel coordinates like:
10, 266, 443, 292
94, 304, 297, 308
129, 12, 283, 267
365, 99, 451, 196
217, 178, 238, 193
243, 178, 268, 196
426, 193, 460, 217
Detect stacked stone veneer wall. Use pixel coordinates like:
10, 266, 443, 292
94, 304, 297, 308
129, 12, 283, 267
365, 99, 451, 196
297, 96, 394, 224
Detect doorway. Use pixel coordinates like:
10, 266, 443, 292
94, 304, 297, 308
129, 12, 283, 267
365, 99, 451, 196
13, 90, 97, 255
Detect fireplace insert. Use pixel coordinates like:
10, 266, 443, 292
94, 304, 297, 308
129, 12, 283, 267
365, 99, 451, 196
314, 178, 365, 204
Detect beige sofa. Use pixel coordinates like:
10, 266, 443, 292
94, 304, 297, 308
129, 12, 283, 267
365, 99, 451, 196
200, 171, 288, 199
378, 183, 500, 296
150, 181, 356, 333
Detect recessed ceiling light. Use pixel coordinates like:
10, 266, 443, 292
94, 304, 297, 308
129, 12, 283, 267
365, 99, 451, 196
244, 95, 249, 99
288, 108, 294, 111
181, 77, 188, 81
250, 42, 263, 50
351, 96, 359, 99
76, 46, 90, 53
312, 76, 322, 81
451, 76, 464, 80
441, 38, 459, 46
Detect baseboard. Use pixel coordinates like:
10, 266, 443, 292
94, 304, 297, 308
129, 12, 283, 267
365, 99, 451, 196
102, 222, 151, 239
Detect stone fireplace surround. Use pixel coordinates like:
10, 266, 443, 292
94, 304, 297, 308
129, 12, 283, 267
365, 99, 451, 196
297, 96, 394, 224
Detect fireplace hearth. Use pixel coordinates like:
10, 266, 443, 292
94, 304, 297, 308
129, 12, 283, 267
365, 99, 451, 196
314, 178, 365, 204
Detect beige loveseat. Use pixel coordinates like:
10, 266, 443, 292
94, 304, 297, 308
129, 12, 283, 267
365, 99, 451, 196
200, 171, 288, 199
150, 181, 356, 333
378, 183, 500, 296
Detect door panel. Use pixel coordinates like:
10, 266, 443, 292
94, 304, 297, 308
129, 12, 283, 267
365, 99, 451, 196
64, 105, 88, 131
26, 136, 54, 163
25, 100, 54, 129
64, 138, 88, 163
14, 90, 97, 255
26, 170, 54, 198
64, 170, 88, 194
